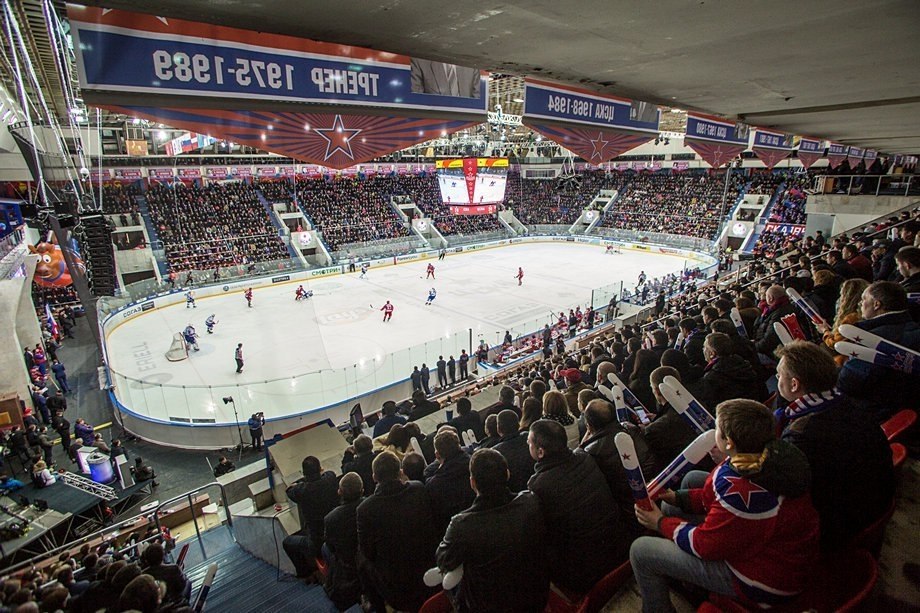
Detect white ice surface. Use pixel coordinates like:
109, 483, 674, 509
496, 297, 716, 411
106, 243, 690, 423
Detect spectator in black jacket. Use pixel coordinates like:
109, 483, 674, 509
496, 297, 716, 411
753, 285, 801, 359
580, 399, 657, 539
436, 448, 549, 612
213, 455, 235, 478
407, 390, 441, 421
678, 317, 707, 368
492, 409, 535, 492
141, 543, 189, 604
323, 472, 364, 610
341, 435, 376, 496
697, 333, 765, 410
776, 341, 895, 551
283, 456, 340, 580
527, 419, 627, 594
357, 451, 439, 612
425, 430, 475, 534
447, 397, 485, 441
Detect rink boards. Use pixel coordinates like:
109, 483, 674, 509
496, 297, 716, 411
102, 235, 716, 448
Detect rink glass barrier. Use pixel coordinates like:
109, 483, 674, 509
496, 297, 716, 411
98, 235, 717, 426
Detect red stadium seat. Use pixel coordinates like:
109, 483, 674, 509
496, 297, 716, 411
851, 498, 896, 558
891, 442, 907, 471
419, 590, 452, 613
701, 549, 878, 612
544, 561, 633, 613
881, 409, 917, 442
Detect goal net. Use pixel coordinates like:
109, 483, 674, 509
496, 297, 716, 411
165, 332, 189, 362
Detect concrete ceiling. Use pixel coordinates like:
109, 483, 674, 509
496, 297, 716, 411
68, 0, 920, 153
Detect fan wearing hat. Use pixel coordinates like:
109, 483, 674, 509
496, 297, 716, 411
560, 368, 590, 418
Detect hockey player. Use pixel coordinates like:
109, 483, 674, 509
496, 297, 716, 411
183, 324, 200, 351
205, 314, 218, 334
380, 300, 394, 322
638, 270, 647, 285
244, 288, 253, 308
359, 263, 369, 279
426, 263, 436, 279
295, 285, 307, 301
185, 291, 196, 309
516, 267, 524, 286
425, 288, 437, 306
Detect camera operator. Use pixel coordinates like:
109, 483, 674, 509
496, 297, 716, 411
248, 412, 266, 451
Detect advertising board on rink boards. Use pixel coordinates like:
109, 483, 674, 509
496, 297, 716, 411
67, 5, 487, 115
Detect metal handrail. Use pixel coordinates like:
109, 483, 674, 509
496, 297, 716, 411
153, 482, 234, 562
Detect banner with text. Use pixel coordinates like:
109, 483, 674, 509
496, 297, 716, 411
827, 142, 847, 169
796, 137, 824, 169
68, 5, 487, 116
763, 222, 806, 237
522, 79, 658, 164
863, 149, 878, 168
684, 113, 749, 168
751, 129, 793, 168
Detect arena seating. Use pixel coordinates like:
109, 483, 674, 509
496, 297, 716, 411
599, 172, 745, 238
294, 176, 412, 250
504, 170, 630, 225
145, 182, 288, 272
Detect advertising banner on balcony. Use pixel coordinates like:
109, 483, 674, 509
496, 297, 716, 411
230, 166, 252, 177
827, 142, 847, 169
522, 79, 658, 164
796, 137, 824, 169
113, 168, 143, 181
177, 168, 201, 179
751, 129, 793, 168
672, 161, 690, 171
763, 222, 806, 237
148, 168, 174, 179
684, 113, 749, 168
206, 167, 228, 179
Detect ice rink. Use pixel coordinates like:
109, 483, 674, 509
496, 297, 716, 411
105, 242, 697, 423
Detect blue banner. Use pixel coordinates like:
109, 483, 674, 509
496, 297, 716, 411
753, 130, 792, 149
685, 113, 750, 145
523, 79, 659, 132
69, 7, 487, 115
797, 137, 823, 154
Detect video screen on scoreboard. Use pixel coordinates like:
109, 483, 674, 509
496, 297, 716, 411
435, 158, 508, 214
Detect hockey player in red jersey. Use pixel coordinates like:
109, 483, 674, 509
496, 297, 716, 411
380, 300, 394, 322
426, 263, 436, 279
244, 288, 253, 308
516, 267, 524, 286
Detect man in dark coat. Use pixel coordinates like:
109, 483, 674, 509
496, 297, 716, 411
895, 246, 920, 320
323, 472, 364, 610
341, 435, 376, 496
646, 367, 707, 467
678, 318, 707, 368
357, 451, 439, 612
580, 400, 657, 539
436, 355, 448, 389
447, 397, 484, 441
753, 285, 803, 358
425, 430, 475, 534
776, 341, 895, 551
407, 390, 441, 421
447, 355, 457, 384
837, 281, 920, 420
282, 456, 340, 579
492, 410, 535, 492
697, 333, 765, 409
436, 449, 549, 612
527, 419, 627, 594
410, 366, 422, 392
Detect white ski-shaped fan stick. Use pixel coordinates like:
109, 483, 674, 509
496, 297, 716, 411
424, 565, 464, 589
647, 430, 716, 498
607, 373, 651, 424
773, 321, 795, 346
659, 375, 716, 433
839, 324, 920, 359
729, 307, 748, 338
835, 341, 920, 376
786, 287, 829, 328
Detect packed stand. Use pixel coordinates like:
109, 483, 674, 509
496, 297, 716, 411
601, 171, 744, 238
255, 179, 297, 213
294, 177, 412, 250
100, 184, 142, 228
504, 170, 631, 225
145, 183, 288, 272
269, 207, 919, 613
753, 173, 812, 258
397, 175, 505, 235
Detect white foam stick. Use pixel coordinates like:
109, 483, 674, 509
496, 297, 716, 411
410, 436, 425, 459
839, 324, 920, 359
607, 374, 651, 424
729, 307, 748, 338
423, 567, 444, 587
597, 384, 616, 403
660, 376, 715, 433
786, 287, 829, 328
773, 321, 795, 346
597, 383, 630, 423
467, 430, 476, 445
460, 430, 471, 446
647, 430, 716, 498
443, 565, 464, 590
193, 563, 218, 612
614, 432, 653, 511
835, 341, 920, 376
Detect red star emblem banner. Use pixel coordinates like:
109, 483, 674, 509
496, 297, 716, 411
684, 113, 750, 168
523, 121, 653, 164
827, 142, 847, 169
102, 105, 477, 169
751, 129, 793, 169
796, 137, 824, 169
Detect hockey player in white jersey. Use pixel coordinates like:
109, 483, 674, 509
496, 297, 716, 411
183, 324, 200, 351
186, 291, 196, 308
425, 288, 437, 306
359, 263, 369, 279
205, 314, 218, 334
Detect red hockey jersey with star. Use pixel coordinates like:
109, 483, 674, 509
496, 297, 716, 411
659, 442, 819, 607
